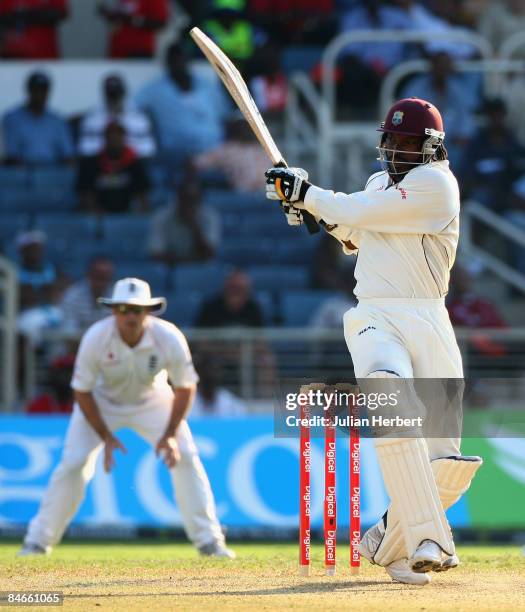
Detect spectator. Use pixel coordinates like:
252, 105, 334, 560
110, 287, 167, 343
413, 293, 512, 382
447, 263, 507, 359
477, 0, 525, 58
458, 98, 525, 212
76, 120, 150, 214
97, 0, 169, 59
2, 71, 74, 166
148, 180, 221, 265
190, 352, 245, 416
193, 116, 268, 192
249, 42, 288, 115
135, 42, 229, 164
60, 256, 115, 334
15, 230, 58, 310
310, 268, 357, 329
0, 0, 68, 59
249, 0, 336, 45
78, 74, 156, 158
202, 0, 256, 70
26, 354, 74, 413
196, 269, 264, 327
17, 282, 64, 347
400, 52, 477, 168
334, 0, 410, 113
393, 0, 478, 60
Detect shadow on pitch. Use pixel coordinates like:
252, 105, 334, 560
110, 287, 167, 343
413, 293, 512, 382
64, 579, 398, 600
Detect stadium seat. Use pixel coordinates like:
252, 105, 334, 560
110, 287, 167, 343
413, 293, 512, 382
282, 46, 324, 74
0, 166, 30, 189
203, 189, 267, 214
163, 291, 204, 327
101, 215, 152, 260
115, 261, 170, 292
217, 239, 279, 265
172, 262, 231, 295
255, 290, 277, 325
281, 290, 334, 326
248, 265, 309, 292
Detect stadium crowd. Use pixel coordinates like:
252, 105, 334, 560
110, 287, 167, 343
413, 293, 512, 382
1, 0, 524, 410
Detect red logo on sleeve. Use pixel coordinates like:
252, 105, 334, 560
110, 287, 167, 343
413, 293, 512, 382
398, 188, 407, 199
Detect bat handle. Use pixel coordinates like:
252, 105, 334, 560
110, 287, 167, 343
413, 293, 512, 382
275, 160, 320, 235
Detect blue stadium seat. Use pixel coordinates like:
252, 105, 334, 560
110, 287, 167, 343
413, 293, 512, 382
115, 261, 170, 292
255, 290, 276, 325
203, 189, 267, 213
281, 290, 334, 326
101, 215, 152, 260
248, 265, 309, 292
0, 167, 30, 189
217, 239, 279, 265
282, 46, 324, 74
172, 262, 231, 295
163, 292, 204, 327
0, 214, 32, 251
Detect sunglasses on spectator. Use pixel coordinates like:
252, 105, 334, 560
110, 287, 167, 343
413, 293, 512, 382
115, 304, 147, 315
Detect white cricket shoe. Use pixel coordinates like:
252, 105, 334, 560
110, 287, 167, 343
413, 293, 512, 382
360, 524, 431, 585
435, 552, 459, 572
410, 540, 443, 573
386, 558, 432, 585
17, 543, 51, 557
198, 541, 236, 559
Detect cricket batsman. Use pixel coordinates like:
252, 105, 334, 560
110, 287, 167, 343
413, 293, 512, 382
265, 98, 482, 584
19, 278, 234, 559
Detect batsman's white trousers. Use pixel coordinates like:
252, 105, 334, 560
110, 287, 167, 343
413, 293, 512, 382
25, 393, 225, 549
343, 297, 463, 458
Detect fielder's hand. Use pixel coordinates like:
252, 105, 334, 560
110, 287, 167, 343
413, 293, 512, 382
265, 167, 311, 204
103, 434, 127, 473
156, 435, 181, 468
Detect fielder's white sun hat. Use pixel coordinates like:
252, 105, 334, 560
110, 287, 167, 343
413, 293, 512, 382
98, 278, 166, 314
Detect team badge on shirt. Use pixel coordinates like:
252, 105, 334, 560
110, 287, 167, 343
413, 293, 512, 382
392, 111, 404, 126
148, 355, 158, 372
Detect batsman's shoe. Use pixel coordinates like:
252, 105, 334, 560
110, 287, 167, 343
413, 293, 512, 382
360, 524, 431, 585
434, 552, 459, 572
198, 542, 236, 559
17, 543, 51, 557
386, 559, 432, 585
359, 522, 384, 563
410, 539, 443, 573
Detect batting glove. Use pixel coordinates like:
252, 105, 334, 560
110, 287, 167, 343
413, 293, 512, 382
265, 167, 311, 203
280, 202, 304, 226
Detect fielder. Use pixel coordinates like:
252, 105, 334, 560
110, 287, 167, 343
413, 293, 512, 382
266, 98, 482, 584
19, 278, 234, 559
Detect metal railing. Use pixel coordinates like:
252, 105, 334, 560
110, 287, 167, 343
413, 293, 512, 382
0, 256, 18, 411
15, 325, 525, 411
499, 31, 525, 60
462, 201, 525, 293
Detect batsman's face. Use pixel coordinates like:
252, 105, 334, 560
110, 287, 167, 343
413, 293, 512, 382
379, 132, 424, 179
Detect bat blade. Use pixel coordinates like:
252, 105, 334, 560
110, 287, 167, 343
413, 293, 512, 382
190, 27, 320, 234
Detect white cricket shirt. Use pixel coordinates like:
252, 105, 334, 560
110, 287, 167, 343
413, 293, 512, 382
72, 316, 198, 406
304, 160, 460, 299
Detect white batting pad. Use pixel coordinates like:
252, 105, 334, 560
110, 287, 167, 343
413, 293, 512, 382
373, 437, 454, 565
367, 454, 482, 566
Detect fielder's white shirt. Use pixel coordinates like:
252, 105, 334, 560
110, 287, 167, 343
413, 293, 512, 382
304, 160, 460, 299
72, 316, 198, 407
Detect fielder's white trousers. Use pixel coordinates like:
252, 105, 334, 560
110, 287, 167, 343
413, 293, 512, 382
25, 394, 225, 549
344, 297, 463, 458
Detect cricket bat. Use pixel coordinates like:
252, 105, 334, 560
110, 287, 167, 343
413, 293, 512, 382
190, 27, 320, 234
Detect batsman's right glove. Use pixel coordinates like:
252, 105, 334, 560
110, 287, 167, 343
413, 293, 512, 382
281, 202, 304, 226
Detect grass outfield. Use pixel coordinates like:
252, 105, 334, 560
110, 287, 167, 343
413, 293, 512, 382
1, 542, 524, 611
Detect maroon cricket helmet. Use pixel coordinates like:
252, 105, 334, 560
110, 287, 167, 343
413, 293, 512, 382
378, 97, 445, 139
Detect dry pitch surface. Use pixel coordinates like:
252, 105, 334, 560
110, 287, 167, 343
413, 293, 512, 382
1, 542, 524, 611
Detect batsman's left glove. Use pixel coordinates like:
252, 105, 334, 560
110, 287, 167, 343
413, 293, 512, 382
280, 202, 304, 226
265, 167, 311, 203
